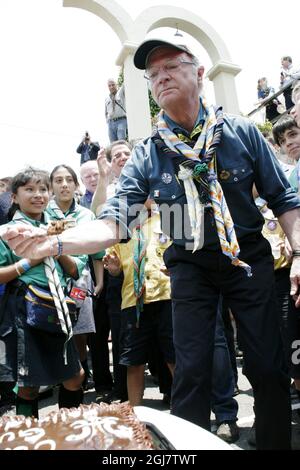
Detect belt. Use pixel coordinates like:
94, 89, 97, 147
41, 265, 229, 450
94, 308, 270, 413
109, 116, 126, 122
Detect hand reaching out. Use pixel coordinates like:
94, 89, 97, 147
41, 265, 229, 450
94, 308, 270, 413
0, 224, 52, 259
29, 257, 46, 267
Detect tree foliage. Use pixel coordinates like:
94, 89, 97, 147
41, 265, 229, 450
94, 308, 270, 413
256, 120, 273, 135
148, 90, 160, 119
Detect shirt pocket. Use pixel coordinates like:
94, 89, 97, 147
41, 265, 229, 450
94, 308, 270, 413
218, 164, 253, 187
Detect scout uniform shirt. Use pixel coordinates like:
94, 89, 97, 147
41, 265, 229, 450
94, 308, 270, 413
106, 213, 171, 310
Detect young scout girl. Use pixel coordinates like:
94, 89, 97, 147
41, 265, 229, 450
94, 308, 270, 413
0, 168, 85, 418
47, 164, 104, 389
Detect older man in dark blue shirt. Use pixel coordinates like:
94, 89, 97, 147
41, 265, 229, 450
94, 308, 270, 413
3, 38, 300, 450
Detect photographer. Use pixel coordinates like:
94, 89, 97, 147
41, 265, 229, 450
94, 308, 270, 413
76, 132, 100, 166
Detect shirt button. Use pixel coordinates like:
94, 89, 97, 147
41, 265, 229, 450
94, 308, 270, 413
233, 177, 238, 182
171, 195, 176, 199
232, 169, 238, 175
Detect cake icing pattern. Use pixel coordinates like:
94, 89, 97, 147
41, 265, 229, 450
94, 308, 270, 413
0, 402, 153, 450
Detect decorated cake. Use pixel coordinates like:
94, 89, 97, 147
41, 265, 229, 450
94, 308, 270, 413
47, 219, 76, 235
0, 402, 154, 450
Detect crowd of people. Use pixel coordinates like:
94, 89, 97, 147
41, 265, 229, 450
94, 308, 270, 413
1, 36, 300, 451
255, 56, 300, 123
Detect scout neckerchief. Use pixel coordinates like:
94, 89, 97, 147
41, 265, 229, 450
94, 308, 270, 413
133, 208, 150, 327
47, 197, 77, 220
13, 210, 73, 363
156, 99, 252, 276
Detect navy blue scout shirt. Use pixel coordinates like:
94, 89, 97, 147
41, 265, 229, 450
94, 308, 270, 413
99, 113, 300, 250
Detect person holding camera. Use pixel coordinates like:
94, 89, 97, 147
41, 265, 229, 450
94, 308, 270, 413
76, 132, 100, 166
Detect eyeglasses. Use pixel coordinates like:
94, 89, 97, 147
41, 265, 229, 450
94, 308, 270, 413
144, 58, 196, 83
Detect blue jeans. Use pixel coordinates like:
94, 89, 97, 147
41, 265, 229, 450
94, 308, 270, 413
108, 117, 127, 143
211, 302, 238, 424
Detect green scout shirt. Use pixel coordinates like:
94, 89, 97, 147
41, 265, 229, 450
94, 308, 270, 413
0, 210, 86, 288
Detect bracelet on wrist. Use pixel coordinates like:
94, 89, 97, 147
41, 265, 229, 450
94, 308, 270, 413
56, 235, 63, 257
19, 259, 31, 272
15, 259, 31, 277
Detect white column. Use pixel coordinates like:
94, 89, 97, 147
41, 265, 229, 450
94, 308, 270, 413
206, 61, 242, 115
117, 42, 152, 142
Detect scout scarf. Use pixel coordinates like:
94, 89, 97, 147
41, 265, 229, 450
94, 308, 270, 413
156, 99, 252, 276
133, 208, 149, 327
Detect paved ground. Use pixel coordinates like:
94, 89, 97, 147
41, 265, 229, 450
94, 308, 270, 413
3, 355, 300, 450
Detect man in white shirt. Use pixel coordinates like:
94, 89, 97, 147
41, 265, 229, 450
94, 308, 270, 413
105, 79, 127, 143
280, 56, 300, 110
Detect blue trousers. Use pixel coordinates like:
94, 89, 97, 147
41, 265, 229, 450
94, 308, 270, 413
108, 117, 127, 143
212, 301, 238, 424
164, 234, 290, 450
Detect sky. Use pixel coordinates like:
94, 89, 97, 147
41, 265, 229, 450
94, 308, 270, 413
0, 0, 299, 179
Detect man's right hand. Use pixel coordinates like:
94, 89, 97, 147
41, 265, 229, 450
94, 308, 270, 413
0, 224, 51, 259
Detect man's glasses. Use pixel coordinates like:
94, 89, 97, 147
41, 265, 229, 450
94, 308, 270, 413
144, 58, 196, 83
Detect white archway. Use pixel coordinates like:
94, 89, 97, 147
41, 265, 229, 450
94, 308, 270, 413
63, 0, 241, 140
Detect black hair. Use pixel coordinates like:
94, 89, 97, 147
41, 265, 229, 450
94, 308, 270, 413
11, 167, 50, 195
272, 115, 298, 146
281, 56, 292, 64
0, 176, 12, 192
257, 77, 267, 91
50, 164, 79, 187
9, 167, 50, 219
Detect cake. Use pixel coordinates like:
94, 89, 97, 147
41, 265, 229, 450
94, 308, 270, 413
0, 402, 154, 450
47, 219, 76, 235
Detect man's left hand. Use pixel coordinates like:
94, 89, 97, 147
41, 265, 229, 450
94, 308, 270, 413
290, 256, 300, 307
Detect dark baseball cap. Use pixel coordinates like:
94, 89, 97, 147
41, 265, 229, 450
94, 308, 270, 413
134, 38, 193, 70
